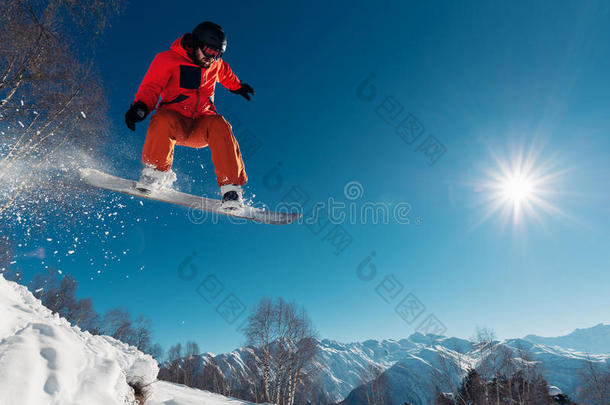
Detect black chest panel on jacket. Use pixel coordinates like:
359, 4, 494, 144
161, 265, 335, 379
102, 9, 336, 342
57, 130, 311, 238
179, 65, 202, 89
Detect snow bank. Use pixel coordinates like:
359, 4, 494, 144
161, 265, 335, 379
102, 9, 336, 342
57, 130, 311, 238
147, 381, 259, 405
0, 274, 158, 405
0, 275, 258, 405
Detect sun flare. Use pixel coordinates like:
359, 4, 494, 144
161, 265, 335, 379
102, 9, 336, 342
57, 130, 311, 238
475, 145, 565, 227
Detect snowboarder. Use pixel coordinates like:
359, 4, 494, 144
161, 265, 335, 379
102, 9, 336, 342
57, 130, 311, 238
124, 21, 254, 209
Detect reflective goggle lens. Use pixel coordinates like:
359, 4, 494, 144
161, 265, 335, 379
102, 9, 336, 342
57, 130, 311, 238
201, 45, 221, 59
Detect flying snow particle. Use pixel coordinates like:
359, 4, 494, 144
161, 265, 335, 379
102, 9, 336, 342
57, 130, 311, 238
67, 250, 75, 255
80, 111, 87, 119
18, 121, 24, 128
57, 270, 62, 274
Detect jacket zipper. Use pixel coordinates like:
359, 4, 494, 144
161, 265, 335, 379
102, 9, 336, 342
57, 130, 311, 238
192, 92, 200, 119
192, 68, 207, 119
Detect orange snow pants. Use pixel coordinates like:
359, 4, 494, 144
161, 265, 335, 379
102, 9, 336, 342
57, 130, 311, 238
141, 108, 247, 186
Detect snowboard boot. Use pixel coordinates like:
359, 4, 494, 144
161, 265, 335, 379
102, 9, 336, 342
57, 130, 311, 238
220, 184, 244, 210
135, 164, 177, 194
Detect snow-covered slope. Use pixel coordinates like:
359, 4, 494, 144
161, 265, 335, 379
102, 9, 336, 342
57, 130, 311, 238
0, 275, 156, 404
0, 275, 256, 405
524, 323, 610, 354
147, 381, 259, 405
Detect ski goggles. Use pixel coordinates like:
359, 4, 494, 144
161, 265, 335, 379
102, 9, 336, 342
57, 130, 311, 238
200, 45, 222, 60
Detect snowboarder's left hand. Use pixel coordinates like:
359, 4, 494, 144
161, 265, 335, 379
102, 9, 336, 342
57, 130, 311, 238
125, 101, 149, 131
230, 83, 255, 101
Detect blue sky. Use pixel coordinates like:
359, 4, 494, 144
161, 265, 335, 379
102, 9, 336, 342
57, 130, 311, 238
6, 0, 610, 354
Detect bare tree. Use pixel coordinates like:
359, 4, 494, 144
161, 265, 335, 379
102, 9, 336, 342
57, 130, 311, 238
244, 297, 319, 405
284, 306, 318, 405
102, 307, 133, 342
131, 315, 154, 354
164, 343, 183, 383
472, 327, 497, 405
28, 269, 99, 333
245, 297, 274, 402
148, 343, 164, 363
182, 341, 200, 387
201, 357, 229, 396
65, 297, 100, 332
578, 355, 610, 405
0, 0, 124, 218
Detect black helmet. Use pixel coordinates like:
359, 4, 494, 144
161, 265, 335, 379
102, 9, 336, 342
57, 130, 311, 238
192, 22, 227, 54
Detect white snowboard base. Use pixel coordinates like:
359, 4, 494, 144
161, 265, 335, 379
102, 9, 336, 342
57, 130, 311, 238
79, 168, 300, 225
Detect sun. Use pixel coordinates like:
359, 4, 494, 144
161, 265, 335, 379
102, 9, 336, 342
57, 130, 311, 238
502, 174, 534, 205
474, 144, 565, 227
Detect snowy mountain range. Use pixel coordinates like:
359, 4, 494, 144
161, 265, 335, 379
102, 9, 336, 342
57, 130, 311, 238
170, 327, 610, 405
336, 335, 610, 405
0, 275, 256, 405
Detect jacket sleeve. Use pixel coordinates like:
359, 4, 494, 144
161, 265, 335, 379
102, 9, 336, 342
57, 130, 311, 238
217, 59, 242, 91
134, 53, 172, 112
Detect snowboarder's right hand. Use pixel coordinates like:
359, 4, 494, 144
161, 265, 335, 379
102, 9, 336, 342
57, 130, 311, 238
125, 101, 148, 131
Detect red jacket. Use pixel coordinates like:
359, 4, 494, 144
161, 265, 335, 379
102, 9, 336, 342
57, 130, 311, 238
134, 36, 242, 118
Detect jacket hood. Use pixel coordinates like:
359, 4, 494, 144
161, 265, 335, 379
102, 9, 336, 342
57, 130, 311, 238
170, 35, 192, 60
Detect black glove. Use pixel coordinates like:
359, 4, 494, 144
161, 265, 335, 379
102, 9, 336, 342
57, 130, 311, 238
125, 101, 148, 131
230, 83, 255, 101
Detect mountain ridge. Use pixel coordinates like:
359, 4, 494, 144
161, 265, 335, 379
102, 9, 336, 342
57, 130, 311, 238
524, 322, 610, 354
161, 324, 610, 405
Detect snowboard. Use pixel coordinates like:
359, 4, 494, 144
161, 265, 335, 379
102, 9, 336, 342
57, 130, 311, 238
79, 168, 301, 225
